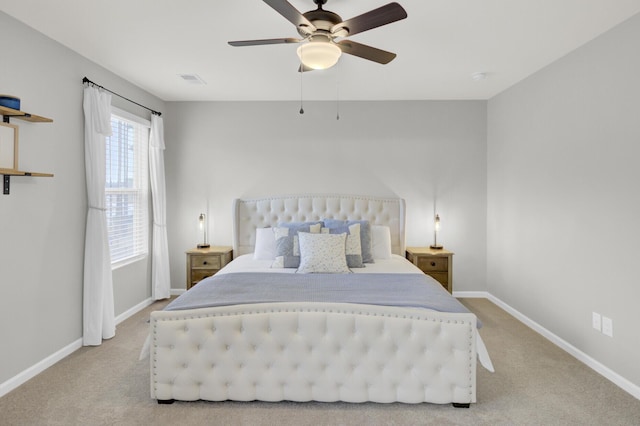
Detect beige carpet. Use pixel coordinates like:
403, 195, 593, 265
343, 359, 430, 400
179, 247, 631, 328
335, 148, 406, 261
1, 298, 638, 426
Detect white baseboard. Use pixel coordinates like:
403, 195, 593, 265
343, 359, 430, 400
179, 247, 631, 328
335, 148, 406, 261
0, 297, 155, 399
453, 290, 489, 298
4, 291, 638, 401
455, 291, 640, 400
114, 297, 154, 324
170, 288, 186, 296
0, 337, 82, 398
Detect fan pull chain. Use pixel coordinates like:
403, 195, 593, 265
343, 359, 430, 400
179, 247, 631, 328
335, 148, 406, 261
299, 54, 304, 114
336, 62, 340, 120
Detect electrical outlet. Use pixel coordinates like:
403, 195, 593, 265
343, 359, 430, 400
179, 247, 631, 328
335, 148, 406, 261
602, 316, 613, 337
592, 312, 601, 331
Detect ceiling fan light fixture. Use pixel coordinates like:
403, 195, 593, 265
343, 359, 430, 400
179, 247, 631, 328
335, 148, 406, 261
296, 39, 342, 70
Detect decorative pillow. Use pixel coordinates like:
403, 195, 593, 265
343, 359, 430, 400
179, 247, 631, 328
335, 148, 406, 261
371, 225, 392, 259
253, 227, 276, 260
272, 223, 322, 268
297, 232, 350, 274
323, 219, 373, 263
321, 223, 363, 268
277, 221, 323, 229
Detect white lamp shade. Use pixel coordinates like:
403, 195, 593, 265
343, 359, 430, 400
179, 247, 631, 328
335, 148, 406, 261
297, 42, 342, 70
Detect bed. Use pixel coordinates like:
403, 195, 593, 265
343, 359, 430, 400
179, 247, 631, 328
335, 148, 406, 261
150, 194, 491, 406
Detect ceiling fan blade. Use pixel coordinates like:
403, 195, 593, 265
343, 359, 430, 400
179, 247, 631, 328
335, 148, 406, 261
228, 38, 302, 47
263, 0, 317, 33
337, 40, 396, 64
297, 64, 314, 73
332, 2, 407, 37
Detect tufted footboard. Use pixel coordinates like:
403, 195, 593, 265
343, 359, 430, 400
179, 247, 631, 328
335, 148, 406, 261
150, 302, 477, 404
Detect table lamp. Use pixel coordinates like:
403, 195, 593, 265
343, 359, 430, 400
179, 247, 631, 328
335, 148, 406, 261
198, 213, 210, 248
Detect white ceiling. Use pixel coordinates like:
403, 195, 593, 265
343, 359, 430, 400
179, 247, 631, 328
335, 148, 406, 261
2, 0, 640, 101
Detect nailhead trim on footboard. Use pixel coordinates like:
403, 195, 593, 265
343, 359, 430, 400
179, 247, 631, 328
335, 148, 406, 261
151, 302, 476, 404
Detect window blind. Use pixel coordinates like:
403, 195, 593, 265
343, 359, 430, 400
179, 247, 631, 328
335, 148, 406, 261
105, 111, 149, 266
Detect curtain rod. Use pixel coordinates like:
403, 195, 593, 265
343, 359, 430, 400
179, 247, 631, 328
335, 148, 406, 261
82, 77, 162, 116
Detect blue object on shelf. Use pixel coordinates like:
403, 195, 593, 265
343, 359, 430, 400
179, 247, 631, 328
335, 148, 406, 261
0, 95, 21, 110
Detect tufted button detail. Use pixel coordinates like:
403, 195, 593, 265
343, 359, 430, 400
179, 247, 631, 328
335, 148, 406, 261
152, 245, 477, 405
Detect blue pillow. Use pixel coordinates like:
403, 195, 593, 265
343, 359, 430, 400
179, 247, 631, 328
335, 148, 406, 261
277, 221, 323, 228
323, 219, 374, 263
272, 222, 322, 268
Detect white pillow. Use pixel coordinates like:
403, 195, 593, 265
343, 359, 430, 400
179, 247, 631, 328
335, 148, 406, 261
371, 225, 392, 259
297, 232, 350, 274
320, 223, 363, 268
253, 227, 276, 260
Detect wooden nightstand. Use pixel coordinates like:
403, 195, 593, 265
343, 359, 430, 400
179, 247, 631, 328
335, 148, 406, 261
186, 246, 233, 290
406, 247, 454, 293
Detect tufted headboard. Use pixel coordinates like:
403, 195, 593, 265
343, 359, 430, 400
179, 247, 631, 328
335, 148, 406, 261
232, 194, 406, 258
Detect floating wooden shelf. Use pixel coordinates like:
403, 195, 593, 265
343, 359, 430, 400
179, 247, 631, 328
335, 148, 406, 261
0, 168, 54, 177
1, 168, 54, 194
0, 105, 53, 123
0, 103, 53, 194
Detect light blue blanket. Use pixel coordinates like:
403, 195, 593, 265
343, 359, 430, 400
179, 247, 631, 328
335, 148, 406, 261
166, 272, 479, 327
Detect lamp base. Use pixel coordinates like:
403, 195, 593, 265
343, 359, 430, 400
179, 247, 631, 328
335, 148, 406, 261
429, 244, 443, 250
197, 244, 210, 249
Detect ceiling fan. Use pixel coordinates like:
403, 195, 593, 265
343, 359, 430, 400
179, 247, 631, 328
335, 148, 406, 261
228, 0, 407, 71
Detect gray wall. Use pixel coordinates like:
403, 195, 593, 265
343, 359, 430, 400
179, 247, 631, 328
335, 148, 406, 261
0, 12, 164, 384
163, 100, 487, 293
487, 13, 640, 387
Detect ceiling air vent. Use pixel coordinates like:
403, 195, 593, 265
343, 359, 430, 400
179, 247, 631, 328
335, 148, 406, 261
178, 74, 207, 85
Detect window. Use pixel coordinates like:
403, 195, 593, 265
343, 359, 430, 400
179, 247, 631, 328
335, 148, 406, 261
105, 108, 150, 267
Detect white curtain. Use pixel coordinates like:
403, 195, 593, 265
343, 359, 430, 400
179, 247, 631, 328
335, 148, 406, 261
82, 87, 115, 346
149, 115, 171, 299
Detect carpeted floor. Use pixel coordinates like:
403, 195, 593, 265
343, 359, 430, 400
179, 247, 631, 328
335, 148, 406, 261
1, 298, 638, 426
